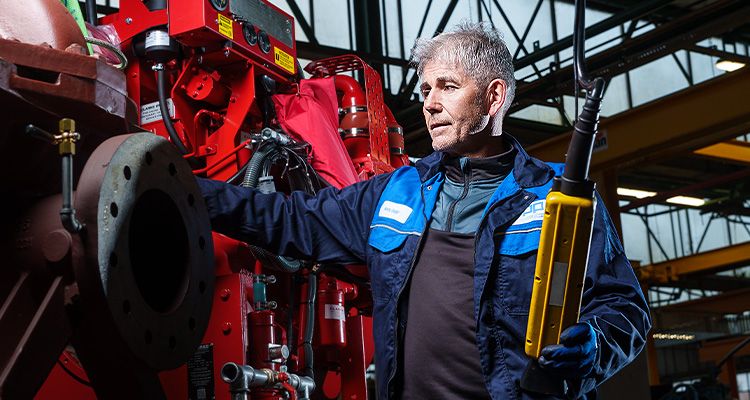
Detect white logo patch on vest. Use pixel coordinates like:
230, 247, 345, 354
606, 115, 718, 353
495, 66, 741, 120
514, 200, 545, 226
378, 201, 412, 224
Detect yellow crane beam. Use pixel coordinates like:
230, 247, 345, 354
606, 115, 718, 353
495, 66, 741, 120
693, 139, 750, 165
637, 241, 750, 284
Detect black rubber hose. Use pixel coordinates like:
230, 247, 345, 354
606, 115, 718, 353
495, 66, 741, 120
156, 65, 191, 155
287, 276, 297, 352
242, 142, 279, 189
226, 160, 250, 185
240, 142, 304, 272
249, 247, 302, 273
301, 271, 317, 379
713, 335, 750, 380
559, 0, 606, 197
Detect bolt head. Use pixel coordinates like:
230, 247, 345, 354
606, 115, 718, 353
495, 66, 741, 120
59, 118, 75, 133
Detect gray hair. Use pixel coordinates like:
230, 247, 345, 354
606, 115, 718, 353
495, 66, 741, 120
411, 22, 516, 117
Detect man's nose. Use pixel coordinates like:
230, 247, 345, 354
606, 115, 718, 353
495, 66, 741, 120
423, 91, 441, 114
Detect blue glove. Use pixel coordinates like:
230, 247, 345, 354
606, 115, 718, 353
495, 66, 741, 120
538, 322, 598, 379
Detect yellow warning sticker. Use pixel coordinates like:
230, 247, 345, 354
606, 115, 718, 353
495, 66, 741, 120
218, 14, 233, 39
274, 47, 295, 74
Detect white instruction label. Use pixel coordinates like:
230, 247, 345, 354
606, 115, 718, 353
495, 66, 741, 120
145, 30, 171, 48
140, 98, 174, 125
324, 304, 346, 321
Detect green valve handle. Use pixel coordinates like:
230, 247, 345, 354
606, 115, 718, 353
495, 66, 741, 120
60, 0, 94, 54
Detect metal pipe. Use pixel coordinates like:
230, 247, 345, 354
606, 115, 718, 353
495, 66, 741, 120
60, 153, 84, 233
25, 123, 84, 234
220, 363, 315, 400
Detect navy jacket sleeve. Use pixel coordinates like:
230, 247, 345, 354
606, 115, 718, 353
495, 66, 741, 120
197, 175, 392, 265
568, 194, 652, 398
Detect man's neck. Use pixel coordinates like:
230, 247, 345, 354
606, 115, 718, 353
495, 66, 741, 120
451, 132, 506, 158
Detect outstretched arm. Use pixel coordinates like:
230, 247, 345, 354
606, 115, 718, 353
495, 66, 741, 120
197, 175, 392, 265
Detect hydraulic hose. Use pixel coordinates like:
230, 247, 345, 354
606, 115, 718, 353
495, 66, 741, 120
156, 63, 192, 155
242, 142, 280, 189
287, 276, 297, 351
241, 141, 303, 272
239, 137, 316, 378
227, 160, 250, 185
249, 247, 303, 273
301, 271, 317, 379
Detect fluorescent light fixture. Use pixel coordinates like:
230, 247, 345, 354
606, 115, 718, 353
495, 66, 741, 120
617, 187, 656, 199
715, 59, 745, 72
666, 196, 705, 207
653, 333, 695, 341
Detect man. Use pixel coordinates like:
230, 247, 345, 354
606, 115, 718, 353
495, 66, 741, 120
198, 22, 650, 399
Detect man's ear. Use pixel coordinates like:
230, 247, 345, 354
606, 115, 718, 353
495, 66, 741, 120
486, 78, 507, 117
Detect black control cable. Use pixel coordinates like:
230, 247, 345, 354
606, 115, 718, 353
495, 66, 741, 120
557, 0, 606, 198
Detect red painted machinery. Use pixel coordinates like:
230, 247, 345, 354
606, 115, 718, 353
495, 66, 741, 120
0, 0, 406, 399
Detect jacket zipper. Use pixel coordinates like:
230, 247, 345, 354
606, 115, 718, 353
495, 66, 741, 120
386, 181, 430, 395
473, 193, 533, 297
445, 168, 471, 231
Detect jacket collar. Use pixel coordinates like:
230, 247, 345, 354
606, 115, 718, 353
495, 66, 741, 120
414, 133, 555, 188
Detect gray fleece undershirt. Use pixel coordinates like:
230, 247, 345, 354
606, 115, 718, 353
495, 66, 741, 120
429, 144, 516, 233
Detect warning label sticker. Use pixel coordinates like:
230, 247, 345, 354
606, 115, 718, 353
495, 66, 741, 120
274, 47, 295, 74
187, 343, 215, 400
218, 14, 233, 39
140, 98, 174, 125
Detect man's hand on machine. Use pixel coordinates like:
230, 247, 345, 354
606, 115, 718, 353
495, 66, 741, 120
539, 322, 598, 379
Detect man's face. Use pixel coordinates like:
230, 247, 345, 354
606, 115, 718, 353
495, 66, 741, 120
420, 61, 490, 157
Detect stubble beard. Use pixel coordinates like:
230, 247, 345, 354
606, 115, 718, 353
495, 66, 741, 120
431, 94, 490, 155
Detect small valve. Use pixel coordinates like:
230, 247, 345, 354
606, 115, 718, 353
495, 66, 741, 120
57, 118, 81, 155
25, 119, 84, 234
253, 274, 277, 311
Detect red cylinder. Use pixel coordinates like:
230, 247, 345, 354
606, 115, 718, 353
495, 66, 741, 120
384, 105, 407, 168
316, 289, 347, 350
248, 310, 279, 370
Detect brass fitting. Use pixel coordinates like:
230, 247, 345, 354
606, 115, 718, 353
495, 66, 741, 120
59, 118, 75, 134
57, 118, 81, 155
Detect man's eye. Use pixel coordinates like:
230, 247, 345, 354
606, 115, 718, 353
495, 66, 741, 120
445, 85, 458, 91
421, 89, 431, 97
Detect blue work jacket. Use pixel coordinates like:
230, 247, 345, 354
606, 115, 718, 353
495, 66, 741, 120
198, 134, 651, 400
